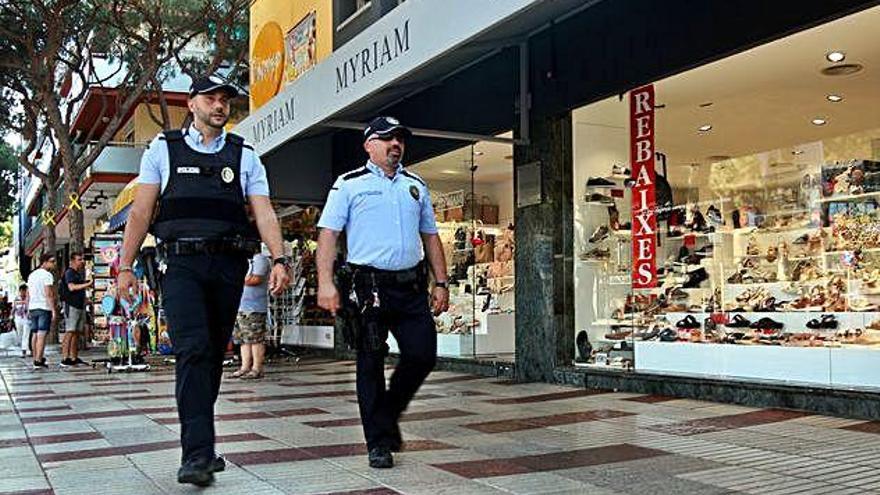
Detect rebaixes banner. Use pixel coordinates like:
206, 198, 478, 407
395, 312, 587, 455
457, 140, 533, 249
630, 85, 657, 289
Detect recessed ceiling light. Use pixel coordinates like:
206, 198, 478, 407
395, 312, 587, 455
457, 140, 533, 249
698, 124, 713, 132
826, 51, 846, 63
811, 118, 827, 126
473, 151, 484, 156
699, 102, 713, 108
792, 150, 805, 155
826, 94, 843, 102
441, 169, 460, 175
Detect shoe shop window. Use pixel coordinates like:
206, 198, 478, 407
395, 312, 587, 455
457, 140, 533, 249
571, 6, 880, 389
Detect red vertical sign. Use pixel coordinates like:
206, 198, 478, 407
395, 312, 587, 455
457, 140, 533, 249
630, 85, 657, 289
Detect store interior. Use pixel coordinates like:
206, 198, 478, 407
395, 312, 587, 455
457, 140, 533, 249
573, 6, 880, 388
400, 138, 517, 360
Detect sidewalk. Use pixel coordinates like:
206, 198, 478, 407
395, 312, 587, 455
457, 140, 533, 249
1, 352, 880, 495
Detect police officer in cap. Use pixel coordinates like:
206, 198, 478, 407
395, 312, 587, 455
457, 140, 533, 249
118, 75, 291, 486
316, 116, 450, 469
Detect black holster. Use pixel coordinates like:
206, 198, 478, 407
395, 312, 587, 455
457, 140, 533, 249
334, 264, 362, 351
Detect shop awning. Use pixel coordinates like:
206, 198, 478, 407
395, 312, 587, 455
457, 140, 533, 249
112, 179, 138, 215
108, 203, 132, 232
233, 0, 585, 156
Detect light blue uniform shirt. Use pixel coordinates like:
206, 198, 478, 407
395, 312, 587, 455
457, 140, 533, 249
318, 161, 438, 271
137, 125, 270, 196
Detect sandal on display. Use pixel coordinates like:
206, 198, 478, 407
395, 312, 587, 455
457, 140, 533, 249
726, 314, 752, 328
806, 314, 838, 330
658, 328, 678, 342
750, 317, 784, 330
675, 315, 701, 329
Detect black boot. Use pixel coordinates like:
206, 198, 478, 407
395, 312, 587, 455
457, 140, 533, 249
178, 460, 214, 486
575, 331, 592, 363
369, 446, 394, 469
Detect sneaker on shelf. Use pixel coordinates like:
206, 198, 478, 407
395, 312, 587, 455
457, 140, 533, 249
585, 192, 615, 205
580, 247, 611, 261
586, 177, 616, 188
589, 225, 610, 243
611, 164, 631, 177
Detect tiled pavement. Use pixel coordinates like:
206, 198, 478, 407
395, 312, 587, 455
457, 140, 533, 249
2, 354, 880, 495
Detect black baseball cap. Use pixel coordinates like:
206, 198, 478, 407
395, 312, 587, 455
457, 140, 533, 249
189, 75, 239, 98
363, 116, 412, 142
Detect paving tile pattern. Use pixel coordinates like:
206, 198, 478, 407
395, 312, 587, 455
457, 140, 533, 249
2, 354, 880, 494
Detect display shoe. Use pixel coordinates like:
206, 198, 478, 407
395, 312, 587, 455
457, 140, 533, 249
756, 328, 785, 343
575, 331, 592, 363
607, 205, 621, 231
766, 245, 779, 263
806, 314, 838, 330
675, 315, 701, 329
611, 164, 631, 177
666, 286, 689, 301
589, 225, 610, 243
585, 192, 615, 205
580, 247, 611, 261
868, 318, 880, 331
749, 317, 784, 330
683, 267, 709, 289
793, 233, 809, 245
726, 314, 752, 328
605, 328, 633, 340
638, 325, 662, 341
706, 205, 723, 227
586, 177, 617, 188
727, 270, 745, 284
658, 328, 678, 342
849, 297, 878, 312
723, 331, 748, 343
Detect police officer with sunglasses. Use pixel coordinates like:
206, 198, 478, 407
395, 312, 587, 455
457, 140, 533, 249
316, 116, 449, 469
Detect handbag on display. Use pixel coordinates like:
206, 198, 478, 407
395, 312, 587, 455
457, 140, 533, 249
480, 195, 499, 224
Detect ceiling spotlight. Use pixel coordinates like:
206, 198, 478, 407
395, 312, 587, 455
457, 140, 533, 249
792, 150, 805, 155
826, 51, 846, 63
699, 102, 714, 108
698, 124, 713, 132
811, 118, 827, 126
441, 169, 459, 175
826, 94, 843, 102
473, 151, 484, 156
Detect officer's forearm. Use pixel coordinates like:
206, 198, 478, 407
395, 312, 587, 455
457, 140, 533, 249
120, 207, 151, 266
422, 233, 448, 281
316, 228, 340, 287
250, 195, 285, 259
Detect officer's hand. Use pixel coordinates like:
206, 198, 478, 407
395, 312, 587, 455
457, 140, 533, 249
318, 283, 341, 316
117, 270, 138, 304
269, 264, 291, 296
431, 286, 450, 316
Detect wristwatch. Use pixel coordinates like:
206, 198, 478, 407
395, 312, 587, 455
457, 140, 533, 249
118, 265, 133, 274
435, 281, 449, 289
273, 256, 291, 268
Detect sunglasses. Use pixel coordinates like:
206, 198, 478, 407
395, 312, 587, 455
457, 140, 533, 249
370, 133, 406, 143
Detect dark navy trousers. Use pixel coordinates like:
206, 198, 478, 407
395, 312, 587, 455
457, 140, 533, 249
354, 279, 437, 450
162, 253, 247, 464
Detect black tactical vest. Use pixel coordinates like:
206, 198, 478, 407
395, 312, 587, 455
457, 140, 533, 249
150, 130, 259, 241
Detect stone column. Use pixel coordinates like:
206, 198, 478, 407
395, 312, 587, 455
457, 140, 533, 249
513, 111, 575, 382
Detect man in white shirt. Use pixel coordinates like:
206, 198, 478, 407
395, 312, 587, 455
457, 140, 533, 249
27, 254, 58, 369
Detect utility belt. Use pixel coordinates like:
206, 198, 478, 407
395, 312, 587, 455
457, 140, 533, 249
158, 237, 260, 257
334, 261, 428, 352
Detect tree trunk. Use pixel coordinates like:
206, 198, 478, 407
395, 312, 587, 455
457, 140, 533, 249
63, 165, 85, 254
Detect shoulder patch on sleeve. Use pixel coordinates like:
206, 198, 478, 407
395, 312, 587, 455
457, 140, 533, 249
401, 169, 426, 186
341, 167, 370, 181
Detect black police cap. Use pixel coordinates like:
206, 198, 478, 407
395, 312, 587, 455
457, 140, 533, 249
189, 75, 239, 98
363, 116, 412, 142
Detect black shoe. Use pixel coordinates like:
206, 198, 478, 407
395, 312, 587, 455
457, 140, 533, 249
575, 331, 592, 362
59, 359, 73, 368
587, 177, 616, 188
585, 192, 615, 205
211, 455, 226, 472
368, 447, 393, 469
589, 225, 610, 243
726, 314, 752, 328
178, 461, 214, 486
750, 317, 784, 330
72, 357, 87, 366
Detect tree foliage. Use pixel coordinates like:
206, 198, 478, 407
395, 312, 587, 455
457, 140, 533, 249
0, 0, 250, 254
0, 142, 18, 219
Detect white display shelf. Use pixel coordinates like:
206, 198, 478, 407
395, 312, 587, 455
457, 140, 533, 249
281, 325, 334, 349
635, 341, 880, 388
390, 312, 515, 357
817, 190, 880, 203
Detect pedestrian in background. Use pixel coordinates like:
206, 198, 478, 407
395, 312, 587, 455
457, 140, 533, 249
316, 116, 450, 469
231, 250, 271, 380
13, 284, 30, 358
27, 254, 57, 369
60, 252, 91, 367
